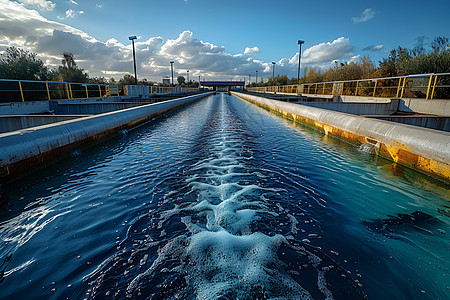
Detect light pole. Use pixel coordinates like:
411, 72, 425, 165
128, 36, 138, 85
198, 75, 201, 88
297, 40, 305, 84
170, 61, 174, 86
187, 70, 189, 85
272, 62, 276, 85
248, 74, 251, 86
256, 70, 258, 86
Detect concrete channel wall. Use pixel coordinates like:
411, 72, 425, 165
232, 92, 450, 183
0, 92, 214, 182
301, 99, 399, 115
0, 115, 89, 133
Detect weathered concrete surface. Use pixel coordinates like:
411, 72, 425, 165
0, 100, 50, 115
399, 99, 450, 116
49, 101, 153, 115
232, 91, 450, 183
0, 115, 90, 133
301, 99, 399, 115
366, 115, 450, 132
0, 92, 213, 182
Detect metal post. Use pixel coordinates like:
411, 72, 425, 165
431, 75, 438, 100
46, 82, 51, 100
396, 78, 402, 98
65, 83, 70, 99
129, 36, 138, 85
170, 61, 174, 86
187, 70, 189, 84
425, 75, 433, 100
85, 85, 89, 98
322, 83, 326, 94
297, 40, 305, 84
98, 85, 102, 97
400, 77, 407, 98
18, 81, 25, 102
256, 70, 258, 85
117, 84, 120, 96
373, 80, 378, 97
355, 81, 359, 96
69, 84, 73, 99
272, 62, 275, 85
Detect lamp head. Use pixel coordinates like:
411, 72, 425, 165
297, 40, 305, 45
129, 36, 137, 40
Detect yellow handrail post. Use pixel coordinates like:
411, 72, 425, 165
400, 77, 407, 98
355, 81, 359, 96
117, 84, 120, 96
307, 85, 310, 94
98, 85, 102, 97
18, 81, 25, 102
396, 78, 402, 98
85, 85, 89, 98
341, 82, 344, 95
431, 75, 438, 100
69, 84, 73, 99
65, 83, 70, 99
372, 80, 378, 97
425, 75, 433, 101
322, 83, 326, 95
46, 82, 51, 100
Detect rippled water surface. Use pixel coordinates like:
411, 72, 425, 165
0, 94, 449, 299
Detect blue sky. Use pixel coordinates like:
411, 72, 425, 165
0, 0, 449, 82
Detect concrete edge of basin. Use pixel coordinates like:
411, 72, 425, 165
0, 92, 214, 183
231, 91, 450, 184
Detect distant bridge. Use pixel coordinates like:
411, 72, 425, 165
200, 81, 245, 92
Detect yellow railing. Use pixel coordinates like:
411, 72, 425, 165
149, 86, 200, 94
247, 73, 450, 100
0, 79, 119, 102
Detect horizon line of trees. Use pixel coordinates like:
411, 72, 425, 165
248, 36, 450, 87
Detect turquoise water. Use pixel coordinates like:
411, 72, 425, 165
0, 93, 448, 299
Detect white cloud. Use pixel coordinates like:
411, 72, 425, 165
68, 0, 78, 5
64, 9, 84, 19
352, 8, 376, 23
362, 44, 384, 51
18, 0, 55, 11
244, 46, 260, 55
293, 37, 355, 64
96, 3, 103, 8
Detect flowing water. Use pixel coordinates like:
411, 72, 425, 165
0, 93, 449, 299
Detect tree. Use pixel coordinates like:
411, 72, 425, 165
0, 47, 48, 80
52, 52, 88, 83
118, 74, 136, 91
177, 76, 185, 85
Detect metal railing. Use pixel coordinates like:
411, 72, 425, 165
0, 79, 119, 102
0, 78, 203, 102
247, 73, 450, 100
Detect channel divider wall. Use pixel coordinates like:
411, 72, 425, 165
231, 91, 450, 184
0, 92, 214, 183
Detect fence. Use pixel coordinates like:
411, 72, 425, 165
247, 73, 450, 100
0, 79, 118, 103
0, 79, 202, 103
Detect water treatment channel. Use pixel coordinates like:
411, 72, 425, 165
0, 93, 448, 299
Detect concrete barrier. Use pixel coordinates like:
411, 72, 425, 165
301, 99, 399, 115
49, 101, 153, 115
0, 115, 89, 133
231, 92, 450, 183
0, 92, 214, 182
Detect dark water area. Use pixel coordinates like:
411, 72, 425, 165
0, 94, 448, 299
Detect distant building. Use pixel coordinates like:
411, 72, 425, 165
162, 78, 171, 85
